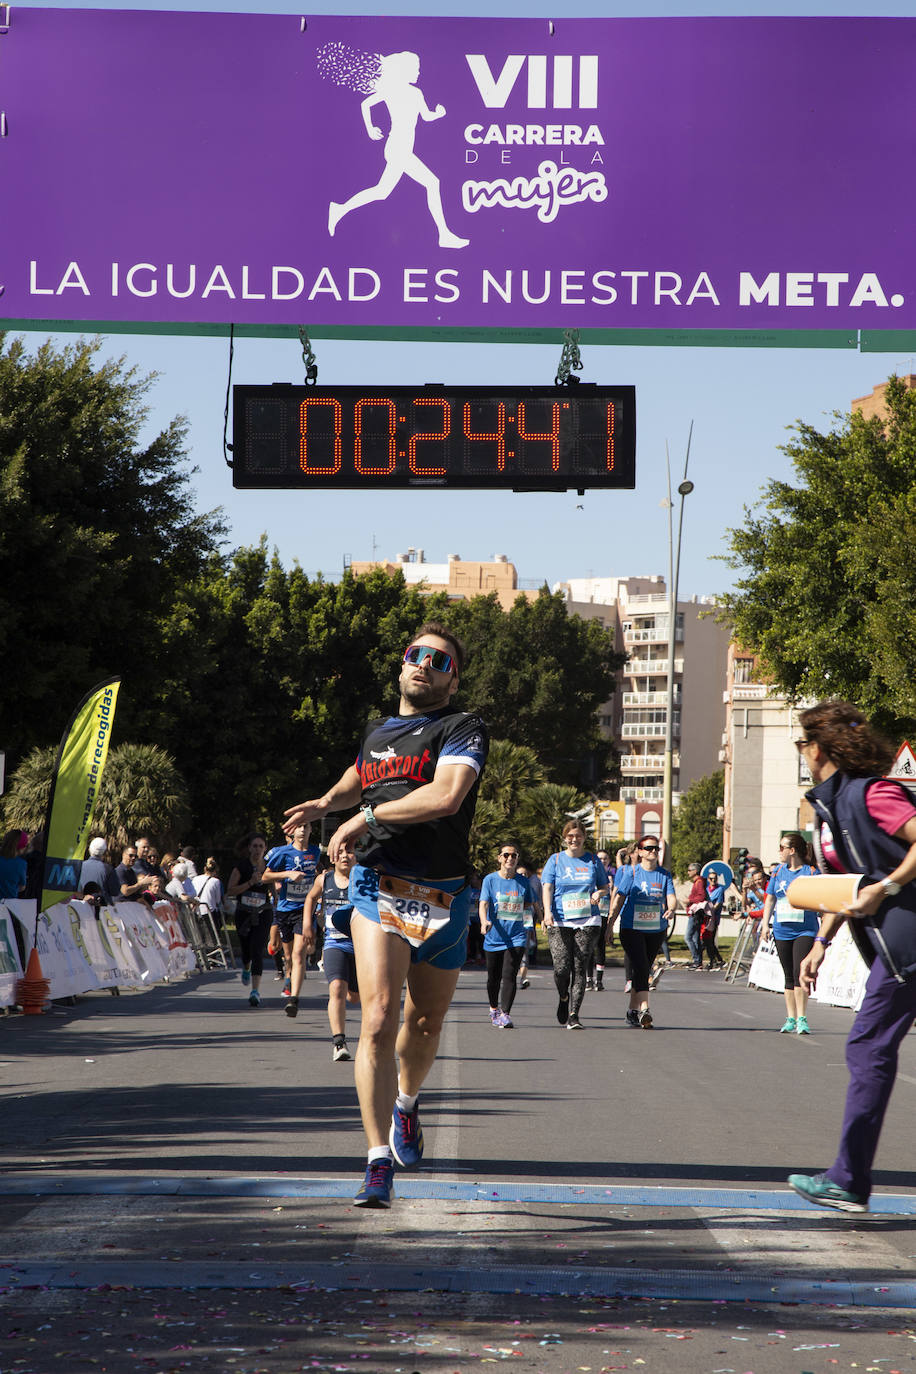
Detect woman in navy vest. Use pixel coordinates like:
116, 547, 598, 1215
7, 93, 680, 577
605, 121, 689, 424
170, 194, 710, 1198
787, 701, 916, 1214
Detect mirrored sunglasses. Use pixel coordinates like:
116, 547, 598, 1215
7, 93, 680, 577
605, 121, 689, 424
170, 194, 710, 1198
403, 643, 454, 674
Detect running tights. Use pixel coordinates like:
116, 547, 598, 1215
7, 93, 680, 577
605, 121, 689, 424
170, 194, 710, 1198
547, 925, 600, 1017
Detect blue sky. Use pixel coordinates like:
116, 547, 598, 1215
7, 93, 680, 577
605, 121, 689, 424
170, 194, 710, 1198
31, 1, 914, 598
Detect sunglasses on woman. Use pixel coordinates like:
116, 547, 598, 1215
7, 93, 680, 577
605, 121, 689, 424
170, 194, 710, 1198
403, 644, 454, 674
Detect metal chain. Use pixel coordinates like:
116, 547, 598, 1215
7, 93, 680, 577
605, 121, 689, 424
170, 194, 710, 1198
299, 326, 318, 386
555, 328, 584, 386
222, 323, 235, 467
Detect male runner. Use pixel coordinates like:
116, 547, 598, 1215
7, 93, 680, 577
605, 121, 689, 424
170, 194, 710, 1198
283, 622, 488, 1208
262, 823, 321, 1005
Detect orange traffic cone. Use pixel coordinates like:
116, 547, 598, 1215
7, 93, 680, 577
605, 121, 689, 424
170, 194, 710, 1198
16, 947, 50, 1015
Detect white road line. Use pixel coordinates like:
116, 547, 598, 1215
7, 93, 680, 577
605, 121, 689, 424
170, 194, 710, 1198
698, 1206, 910, 1277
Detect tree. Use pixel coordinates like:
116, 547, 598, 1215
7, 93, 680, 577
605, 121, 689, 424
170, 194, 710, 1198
468, 739, 547, 871
448, 588, 625, 786
670, 770, 724, 879
516, 782, 590, 864
0, 334, 226, 767
718, 376, 916, 737
1, 742, 190, 852
476, 739, 546, 814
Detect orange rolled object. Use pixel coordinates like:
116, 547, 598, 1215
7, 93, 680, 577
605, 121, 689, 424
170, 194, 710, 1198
787, 873, 865, 914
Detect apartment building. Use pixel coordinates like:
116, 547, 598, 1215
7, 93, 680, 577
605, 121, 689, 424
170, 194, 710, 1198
721, 645, 813, 867
557, 574, 729, 836
348, 549, 539, 611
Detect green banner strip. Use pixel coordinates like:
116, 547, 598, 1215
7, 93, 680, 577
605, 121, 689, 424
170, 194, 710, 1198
860, 330, 916, 353
0, 317, 859, 349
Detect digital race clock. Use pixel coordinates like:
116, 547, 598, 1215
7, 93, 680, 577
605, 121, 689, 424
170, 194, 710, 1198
231, 383, 635, 491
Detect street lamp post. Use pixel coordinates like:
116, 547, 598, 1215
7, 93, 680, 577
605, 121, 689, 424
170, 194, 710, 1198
662, 428, 694, 853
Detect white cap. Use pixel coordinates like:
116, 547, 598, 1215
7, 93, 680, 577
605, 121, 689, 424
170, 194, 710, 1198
88, 837, 107, 858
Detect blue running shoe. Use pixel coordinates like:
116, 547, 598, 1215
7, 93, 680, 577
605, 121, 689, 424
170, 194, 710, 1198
354, 1157, 394, 1208
788, 1171, 868, 1213
248, 988, 260, 1007
389, 1100, 424, 1169
241, 969, 251, 986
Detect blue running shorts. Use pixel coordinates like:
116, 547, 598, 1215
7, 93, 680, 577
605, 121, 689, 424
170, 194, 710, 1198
349, 863, 470, 970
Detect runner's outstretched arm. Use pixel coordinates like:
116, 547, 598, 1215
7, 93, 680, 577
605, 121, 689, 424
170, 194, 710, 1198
283, 764, 363, 835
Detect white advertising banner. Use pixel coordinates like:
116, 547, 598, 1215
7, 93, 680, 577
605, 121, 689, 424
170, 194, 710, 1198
10, 899, 197, 1001
810, 923, 869, 1011
0, 902, 28, 1007
748, 933, 785, 994
749, 922, 868, 1010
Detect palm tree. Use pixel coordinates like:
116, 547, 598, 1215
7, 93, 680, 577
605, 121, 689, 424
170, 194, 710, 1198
517, 782, 591, 863
469, 740, 547, 871
2, 742, 190, 853
478, 739, 546, 812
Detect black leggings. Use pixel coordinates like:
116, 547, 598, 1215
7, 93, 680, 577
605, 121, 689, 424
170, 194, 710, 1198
486, 945, 525, 1013
618, 928, 665, 994
587, 916, 609, 978
547, 925, 600, 1017
775, 934, 816, 989
238, 910, 272, 977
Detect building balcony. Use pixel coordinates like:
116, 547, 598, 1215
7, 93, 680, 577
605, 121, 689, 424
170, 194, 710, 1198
620, 785, 666, 802
622, 688, 682, 708
620, 753, 675, 772
624, 627, 684, 646
627, 657, 683, 676
621, 722, 678, 739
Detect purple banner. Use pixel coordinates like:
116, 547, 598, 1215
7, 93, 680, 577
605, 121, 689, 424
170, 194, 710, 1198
3, 10, 915, 332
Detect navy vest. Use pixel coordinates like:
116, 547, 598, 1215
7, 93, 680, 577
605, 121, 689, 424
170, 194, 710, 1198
807, 771, 916, 983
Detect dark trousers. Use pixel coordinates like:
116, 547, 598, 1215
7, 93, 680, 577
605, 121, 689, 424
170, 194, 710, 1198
486, 945, 525, 1014
618, 927, 665, 993
238, 910, 271, 977
827, 958, 916, 1198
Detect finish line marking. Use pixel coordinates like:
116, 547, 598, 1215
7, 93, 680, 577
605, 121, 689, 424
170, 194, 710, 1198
2, 1174, 914, 1214
2, 1257, 915, 1309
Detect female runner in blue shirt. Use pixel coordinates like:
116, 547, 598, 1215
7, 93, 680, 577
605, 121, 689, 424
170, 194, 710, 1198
479, 842, 531, 1028
541, 820, 609, 1030
760, 832, 818, 1034
609, 835, 676, 1028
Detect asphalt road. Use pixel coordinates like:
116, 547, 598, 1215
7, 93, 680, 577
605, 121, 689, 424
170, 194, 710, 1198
3, 959, 916, 1374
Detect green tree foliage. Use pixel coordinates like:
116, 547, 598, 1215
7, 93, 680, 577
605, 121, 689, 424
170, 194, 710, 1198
2, 742, 190, 852
670, 770, 724, 879
150, 556, 439, 846
516, 782, 591, 865
0, 337, 622, 851
469, 740, 546, 871
0, 334, 226, 762
448, 588, 624, 784
719, 376, 916, 736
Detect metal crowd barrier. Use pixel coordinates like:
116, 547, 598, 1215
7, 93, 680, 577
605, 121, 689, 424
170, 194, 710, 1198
725, 913, 761, 983
172, 898, 237, 972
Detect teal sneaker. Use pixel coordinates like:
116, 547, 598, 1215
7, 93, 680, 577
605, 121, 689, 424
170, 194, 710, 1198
788, 1172, 868, 1213
241, 969, 251, 986
779, 1016, 797, 1033
248, 988, 261, 1007
796, 1015, 810, 1035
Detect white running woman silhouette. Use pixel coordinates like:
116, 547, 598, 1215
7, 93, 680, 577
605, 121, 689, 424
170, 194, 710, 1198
319, 46, 469, 249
